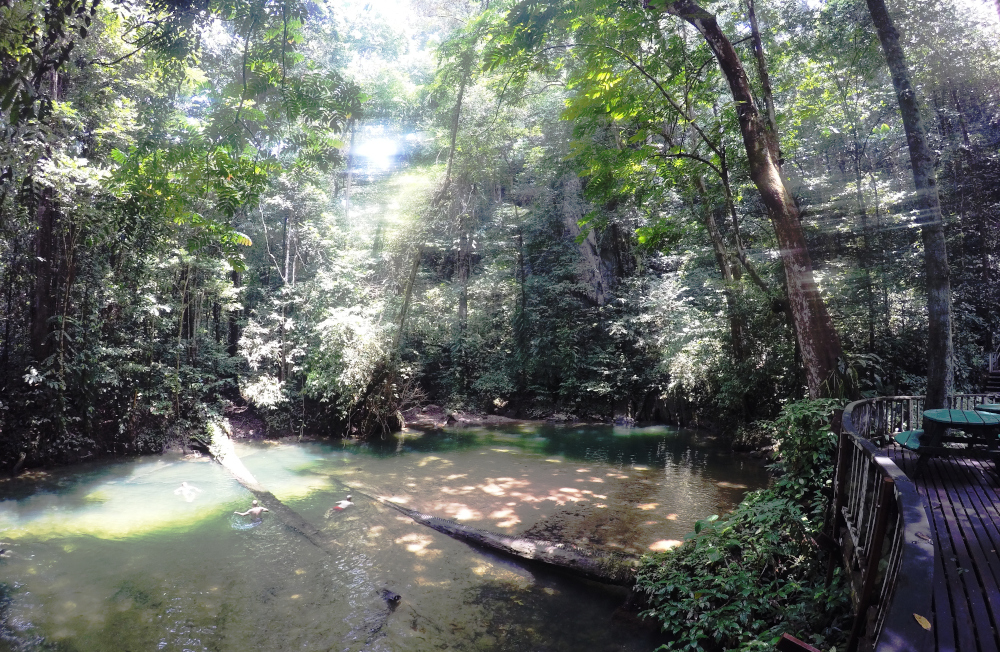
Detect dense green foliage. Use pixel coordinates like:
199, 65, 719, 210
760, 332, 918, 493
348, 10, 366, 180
635, 400, 849, 651
0, 0, 999, 469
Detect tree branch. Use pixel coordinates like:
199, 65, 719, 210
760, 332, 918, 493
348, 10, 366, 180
602, 43, 721, 158
233, 16, 258, 127
654, 150, 722, 178
89, 44, 146, 67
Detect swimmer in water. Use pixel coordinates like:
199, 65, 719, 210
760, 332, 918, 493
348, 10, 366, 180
174, 481, 202, 502
326, 494, 353, 517
234, 499, 269, 521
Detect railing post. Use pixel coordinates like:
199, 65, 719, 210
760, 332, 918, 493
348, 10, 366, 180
827, 430, 852, 585
847, 476, 895, 652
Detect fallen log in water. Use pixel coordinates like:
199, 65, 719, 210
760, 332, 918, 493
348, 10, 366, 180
204, 426, 404, 640
365, 494, 639, 586
206, 427, 341, 553
204, 424, 637, 587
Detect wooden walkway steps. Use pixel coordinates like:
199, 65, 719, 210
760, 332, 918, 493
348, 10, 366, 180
886, 446, 1000, 652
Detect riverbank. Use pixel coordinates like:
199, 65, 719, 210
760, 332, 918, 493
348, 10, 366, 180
401, 404, 526, 429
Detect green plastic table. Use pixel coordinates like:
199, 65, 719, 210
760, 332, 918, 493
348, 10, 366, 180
918, 409, 1000, 467
974, 403, 1000, 414
924, 408, 1000, 429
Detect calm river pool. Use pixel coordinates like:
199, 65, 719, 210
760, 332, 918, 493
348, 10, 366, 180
0, 424, 768, 651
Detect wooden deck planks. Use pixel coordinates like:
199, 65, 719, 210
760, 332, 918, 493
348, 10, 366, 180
924, 457, 985, 652
891, 449, 959, 652
939, 460, 1000, 601
948, 459, 1000, 634
886, 446, 1000, 652
932, 522, 959, 652
933, 459, 1000, 652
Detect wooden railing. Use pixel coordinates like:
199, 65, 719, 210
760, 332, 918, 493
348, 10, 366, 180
842, 394, 1000, 446
835, 398, 941, 652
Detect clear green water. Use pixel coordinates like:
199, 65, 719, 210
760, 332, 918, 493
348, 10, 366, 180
0, 424, 768, 651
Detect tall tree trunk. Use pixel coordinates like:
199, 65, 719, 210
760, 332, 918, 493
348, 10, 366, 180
651, 0, 844, 398
951, 90, 989, 352
746, 0, 777, 136
514, 216, 528, 393
952, 89, 972, 148
228, 270, 242, 357
865, 0, 953, 408
694, 176, 745, 360
280, 212, 291, 381
457, 188, 475, 329
32, 186, 57, 362
718, 143, 769, 292
852, 153, 877, 353
560, 175, 613, 306
213, 301, 221, 343
57, 224, 78, 387
436, 53, 472, 204
444, 71, 468, 188
176, 263, 190, 419
393, 248, 422, 353
1, 237, 19, 386
180, 264, 197, 363
457, 229, 470, 328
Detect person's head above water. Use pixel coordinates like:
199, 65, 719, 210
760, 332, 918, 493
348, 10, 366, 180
251, 500, 258, 506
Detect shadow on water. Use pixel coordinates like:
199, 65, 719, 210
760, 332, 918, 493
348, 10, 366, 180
458, 576, 668, 652
0, 460, 143, 507
365, 423, 735, 468
363, 428, 484, 456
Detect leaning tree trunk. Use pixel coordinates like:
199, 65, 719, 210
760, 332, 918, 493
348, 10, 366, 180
343, 118, 356, 222
865, 0, 953, 409
651, 0, 844, 398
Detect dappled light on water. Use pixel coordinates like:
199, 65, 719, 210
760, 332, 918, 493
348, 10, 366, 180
0, 423, 766, 650
320, 424, 767, 556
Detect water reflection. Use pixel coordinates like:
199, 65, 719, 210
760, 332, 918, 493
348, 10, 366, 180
0, 423, 767, 651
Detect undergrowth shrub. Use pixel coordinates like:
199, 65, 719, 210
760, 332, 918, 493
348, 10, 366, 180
634, 399, 851, 651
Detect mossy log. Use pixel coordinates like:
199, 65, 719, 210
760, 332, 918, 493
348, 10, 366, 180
372, 497, 638, 586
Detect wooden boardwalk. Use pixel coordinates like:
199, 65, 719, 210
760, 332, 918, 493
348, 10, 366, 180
886, 446, 1000, 652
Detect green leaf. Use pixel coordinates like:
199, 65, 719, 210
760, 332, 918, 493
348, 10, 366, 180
1, 83, 19, 112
